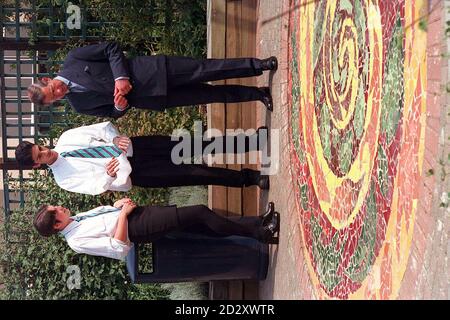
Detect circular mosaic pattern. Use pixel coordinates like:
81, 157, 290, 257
288, 0, 427, 299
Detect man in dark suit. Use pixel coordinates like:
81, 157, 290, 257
27, 42, 278, 118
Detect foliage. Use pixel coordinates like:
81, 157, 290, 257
25, 0, 206, 57
128, 284, 171, 300
159, 0, 207, 57
0, 169, 168, 300
0, 209, 131, 300
87, 0, 207, 57
1, 0, 207, 300
161, 282, 208, 300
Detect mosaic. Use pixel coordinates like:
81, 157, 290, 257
288, 0, 427, 299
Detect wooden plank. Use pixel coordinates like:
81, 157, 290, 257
228, 280, 244, 300
226, 0, 243, 218
209, 281, 229, 300
225, 0, 244, 300
240, 0, 259, 301
243, 280, 259, 300
207, 0, 229, 301
208, 0, 259, 301
208, 0, 226, 59
241, 0, 258, 219
208, 0, 228, 215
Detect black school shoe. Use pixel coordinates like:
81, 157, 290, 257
261, 56, 278, 71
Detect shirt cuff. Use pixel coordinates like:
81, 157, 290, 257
114, 238, 131, 247
114, 104, 129, 112
104, 174, 116, 187
103, 122, 121, 143
110, 238, 132, 260
115, 76, 130, 81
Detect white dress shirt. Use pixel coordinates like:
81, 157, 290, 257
49, 121, 134, 195
60, 205, 132, 261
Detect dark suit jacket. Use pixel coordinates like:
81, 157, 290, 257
58, 42, 167, 118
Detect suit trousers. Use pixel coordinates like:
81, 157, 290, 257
128, 135, 261, 188
134, 56, 265, 109
127, 205, 262, 243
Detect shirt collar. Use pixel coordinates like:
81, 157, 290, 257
54, 76, 70, 86
48, 154, 65, 169
60, 220, 80, 236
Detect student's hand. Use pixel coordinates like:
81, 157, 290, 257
113, 197, 131, 208
114, 94, 128, 110
114, 79, 132, 97
113, 135, 131, 153
106, 157, 120, 177
121, 201, 137, 216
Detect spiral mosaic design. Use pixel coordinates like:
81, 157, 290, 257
288, 0, 427, 299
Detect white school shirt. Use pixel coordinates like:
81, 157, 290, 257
48, 121, 134, 195
60, 205, 132, 261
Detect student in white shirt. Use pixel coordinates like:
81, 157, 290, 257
33, 198, 280, 261
15, 122, 270, 195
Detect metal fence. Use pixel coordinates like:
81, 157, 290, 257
0, 0, 166, 217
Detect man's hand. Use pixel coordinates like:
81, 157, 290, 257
114, 94, 128, 110
113, 135, 131, 154
113, 197, 132, 209
121, 200, 137, 216
114, 79, 132, 97
115, 198, 136, 243
106, 157, 120, 177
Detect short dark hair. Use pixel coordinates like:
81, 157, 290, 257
33, 205, 58, 237
15, 141, 36, 167
27, 81, 46, 106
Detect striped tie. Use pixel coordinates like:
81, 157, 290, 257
60, 145, 122, 158
72, 207, 119, 222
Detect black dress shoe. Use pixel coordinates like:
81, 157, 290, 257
261, 56, 278, 71
259, 212, 280, 244
259, 87, 273, 111
258, 175, 270, 190
260, 202, 275, 226
269, 212, 280, 235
